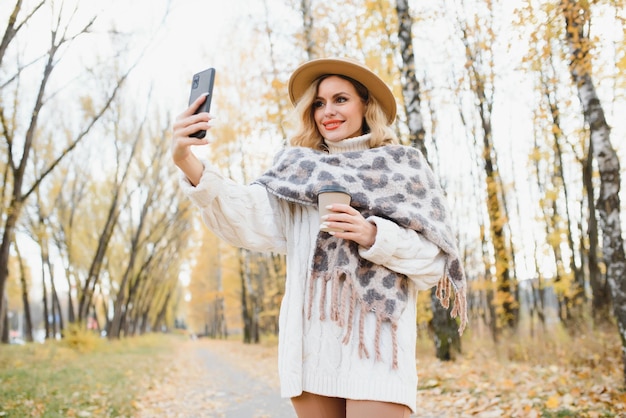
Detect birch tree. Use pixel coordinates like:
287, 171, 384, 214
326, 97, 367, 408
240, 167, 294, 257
298, 0, 315, 58
561, 0, 626, 381
396, 0, 425, 154
395, 0, 461, 359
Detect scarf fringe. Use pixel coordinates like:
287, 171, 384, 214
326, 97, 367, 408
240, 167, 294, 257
309, 270, 400, 369
435, 273, 469, 336
310, 270, 467, 367
358, 306, 370, 360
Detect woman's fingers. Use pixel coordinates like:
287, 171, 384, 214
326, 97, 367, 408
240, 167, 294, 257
323, 203, 355, 215
173, 112, 213, 140
184, 93, 208, 117
171, 108, 213, 164
321, 204, 376, 247
174, 112, 211, 130
173, 93, 211, 136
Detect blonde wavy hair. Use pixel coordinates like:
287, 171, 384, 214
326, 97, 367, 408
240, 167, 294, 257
288, 75, 398, 150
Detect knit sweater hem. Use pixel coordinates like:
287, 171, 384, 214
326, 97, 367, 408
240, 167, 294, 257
297, 373, 417, 413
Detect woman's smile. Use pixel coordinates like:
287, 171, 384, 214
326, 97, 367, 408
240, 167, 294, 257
314, 76, 366, 142
323, 119, 343, 130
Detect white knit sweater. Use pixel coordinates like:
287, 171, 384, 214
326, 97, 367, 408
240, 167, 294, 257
179, 134, 446, 412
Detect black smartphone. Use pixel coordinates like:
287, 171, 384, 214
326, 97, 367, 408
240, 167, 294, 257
188, 67, 216, 138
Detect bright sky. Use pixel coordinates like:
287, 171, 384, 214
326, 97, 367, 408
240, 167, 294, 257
100, 0, 245, 108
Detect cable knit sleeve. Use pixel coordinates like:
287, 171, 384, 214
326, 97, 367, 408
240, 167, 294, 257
358, 216, 445, 290
179, 161, 288, 254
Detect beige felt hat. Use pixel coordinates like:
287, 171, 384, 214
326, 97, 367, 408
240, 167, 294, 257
288, 57, 397, 124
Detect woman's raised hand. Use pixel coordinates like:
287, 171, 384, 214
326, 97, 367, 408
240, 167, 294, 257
171, 94, 213, 186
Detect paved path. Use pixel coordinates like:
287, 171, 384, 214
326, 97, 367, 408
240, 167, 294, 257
193, 344, 295, 418
136, 339, 296, 417
137, 338, 439, 417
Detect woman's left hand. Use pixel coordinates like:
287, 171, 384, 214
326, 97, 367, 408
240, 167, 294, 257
320, 204, 376, 249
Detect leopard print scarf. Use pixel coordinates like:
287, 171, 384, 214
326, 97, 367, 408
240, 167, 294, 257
254, 145, 467, 368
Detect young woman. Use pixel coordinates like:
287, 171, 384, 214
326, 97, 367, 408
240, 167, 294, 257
171, 57, 467, 418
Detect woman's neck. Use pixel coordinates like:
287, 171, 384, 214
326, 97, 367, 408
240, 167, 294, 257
324, 133, 371, 154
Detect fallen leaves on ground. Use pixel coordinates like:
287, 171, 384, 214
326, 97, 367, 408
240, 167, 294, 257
134, 339, 226, 417
134, 338, 280, 418
136, 330, 625, 418
415, 355, 622, 417
413, 329, 624, 417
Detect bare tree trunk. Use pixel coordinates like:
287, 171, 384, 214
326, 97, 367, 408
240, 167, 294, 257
215, 248, 227, 338
50, 273, 63, 338
108, 204, 146, 338
396, 0, 460, 359
396, 0, 425, 154
153, 288, 173, 333
543, 86, 585, 327
41, 259, 50, 339
64, 267, 76, 324
78, 196, 121, 322
1, 293, 7, 343
14, 241, 33, 342
455, 2, 517, 332
240, 250, 252, 343
583, 143, 610, 323
39, 215, 64, 339
561, 0, 626, 382
554, 146, 584, 323
248, 254, 260, 344
299, 0, 315, 58
239, 249, 260, 344
261, 0, 291, 145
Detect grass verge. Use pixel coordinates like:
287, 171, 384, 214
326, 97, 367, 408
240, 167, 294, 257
0, 331, 180, 418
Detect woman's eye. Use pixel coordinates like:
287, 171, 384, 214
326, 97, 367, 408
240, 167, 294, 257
336, 96, 347, 103
313, 100, 324, 108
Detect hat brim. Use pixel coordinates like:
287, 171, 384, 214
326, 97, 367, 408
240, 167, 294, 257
288, 57, 397, 124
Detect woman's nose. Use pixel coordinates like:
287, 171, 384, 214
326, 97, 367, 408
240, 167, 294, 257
324, 104, 337, 116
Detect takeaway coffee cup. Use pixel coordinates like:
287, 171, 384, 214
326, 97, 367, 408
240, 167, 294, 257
317, 185, 352, 233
